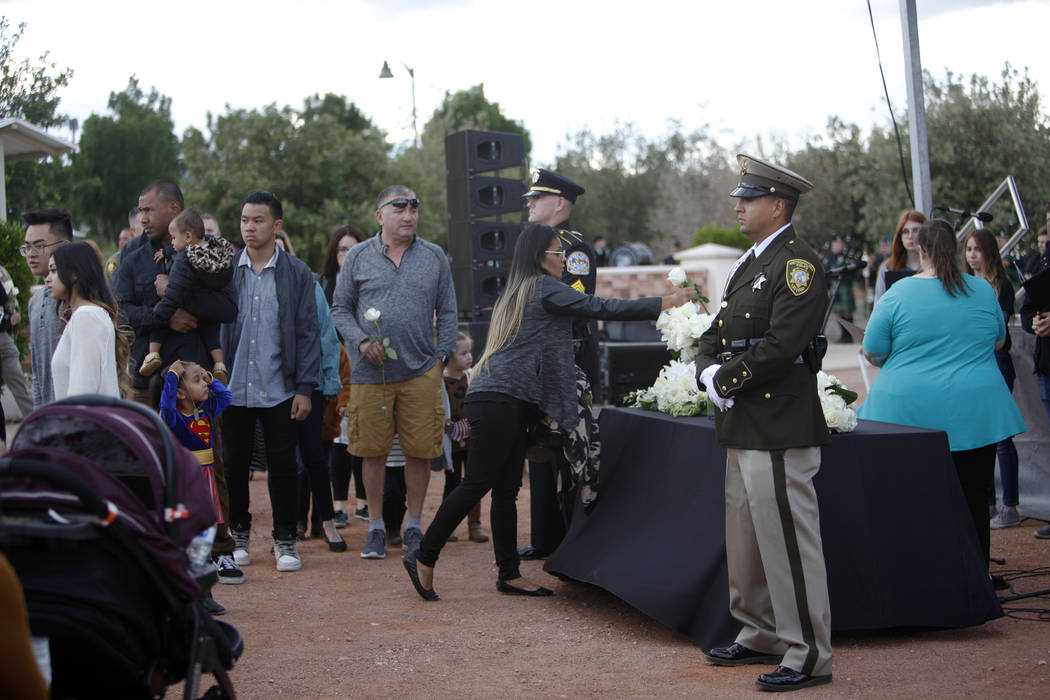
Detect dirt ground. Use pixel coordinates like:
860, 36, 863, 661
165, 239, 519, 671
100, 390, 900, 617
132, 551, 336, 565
207, 456, 1050, 700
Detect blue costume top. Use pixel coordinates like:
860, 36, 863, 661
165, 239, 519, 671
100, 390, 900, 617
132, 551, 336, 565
160, 372, 233, 465
858, 275, 1025, 451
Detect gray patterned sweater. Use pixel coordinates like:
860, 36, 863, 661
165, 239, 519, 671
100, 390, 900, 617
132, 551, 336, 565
469, 275, 661, 426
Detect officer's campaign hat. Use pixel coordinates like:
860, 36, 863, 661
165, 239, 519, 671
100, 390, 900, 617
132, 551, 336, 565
729, 154, 814, 202
523, 169, 586, 203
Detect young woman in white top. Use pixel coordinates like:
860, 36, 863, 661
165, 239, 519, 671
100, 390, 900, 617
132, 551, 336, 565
46, 241, 130, 399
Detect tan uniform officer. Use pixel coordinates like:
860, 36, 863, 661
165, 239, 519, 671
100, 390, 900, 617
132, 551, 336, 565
698, 154, 833, 692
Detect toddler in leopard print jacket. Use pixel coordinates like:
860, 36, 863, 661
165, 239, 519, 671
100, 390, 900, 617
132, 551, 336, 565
140, 208, 235, 382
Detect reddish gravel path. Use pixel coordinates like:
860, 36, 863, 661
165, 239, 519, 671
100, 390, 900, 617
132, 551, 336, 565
206, 468, 1050, 699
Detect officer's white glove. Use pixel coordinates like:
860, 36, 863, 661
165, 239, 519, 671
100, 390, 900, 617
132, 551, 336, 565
699, 364, 735, 412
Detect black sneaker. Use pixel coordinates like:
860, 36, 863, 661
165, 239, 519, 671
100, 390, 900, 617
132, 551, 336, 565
201, 591, 226, 616
333, 510, 349, 528
354, 505, 370, 521
214, 553, 245, 585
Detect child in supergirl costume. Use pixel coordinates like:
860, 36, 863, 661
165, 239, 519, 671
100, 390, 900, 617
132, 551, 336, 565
160, 360, 233, 524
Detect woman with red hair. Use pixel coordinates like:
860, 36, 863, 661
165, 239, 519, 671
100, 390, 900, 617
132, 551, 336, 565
873, 209, 926, 303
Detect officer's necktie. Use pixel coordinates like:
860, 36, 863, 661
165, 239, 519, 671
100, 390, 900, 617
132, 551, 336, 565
723, 249, 756, 297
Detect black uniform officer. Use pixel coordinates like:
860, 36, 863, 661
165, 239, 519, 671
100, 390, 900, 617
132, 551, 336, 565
698, 155, 834, 692
518, 168, 595, 559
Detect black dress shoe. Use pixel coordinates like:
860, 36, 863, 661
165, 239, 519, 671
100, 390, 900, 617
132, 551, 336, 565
705, 643, 782, 667
517, 545, 550, 560
323, 532, 348, 552
496, 578, 553, 597
756, 666, 832, 692
402, 551, 439, 601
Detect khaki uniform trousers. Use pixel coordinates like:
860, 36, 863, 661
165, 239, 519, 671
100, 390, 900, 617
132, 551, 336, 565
725, 446, 832, 677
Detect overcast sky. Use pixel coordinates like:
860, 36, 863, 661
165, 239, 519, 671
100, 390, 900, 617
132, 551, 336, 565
2, 0, 1046, 165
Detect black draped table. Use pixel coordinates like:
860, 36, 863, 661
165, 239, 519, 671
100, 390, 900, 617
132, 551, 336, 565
544, 407, 1002, 649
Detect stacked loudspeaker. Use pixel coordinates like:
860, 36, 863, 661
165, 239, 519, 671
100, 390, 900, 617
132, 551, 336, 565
445, 130, 527, 323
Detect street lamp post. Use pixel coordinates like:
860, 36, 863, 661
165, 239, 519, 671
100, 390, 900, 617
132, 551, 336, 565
379, 60, 418, 148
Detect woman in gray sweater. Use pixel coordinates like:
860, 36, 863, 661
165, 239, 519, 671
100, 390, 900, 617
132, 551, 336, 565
404, 224, 690, 600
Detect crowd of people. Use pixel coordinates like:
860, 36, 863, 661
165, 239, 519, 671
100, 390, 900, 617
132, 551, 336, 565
4, 162, 1050, 695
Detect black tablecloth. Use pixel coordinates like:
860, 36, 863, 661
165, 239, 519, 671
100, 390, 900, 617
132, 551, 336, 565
545, 408, 1002, 649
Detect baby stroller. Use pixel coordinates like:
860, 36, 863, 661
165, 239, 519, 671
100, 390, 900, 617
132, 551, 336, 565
0, 395, 243, 699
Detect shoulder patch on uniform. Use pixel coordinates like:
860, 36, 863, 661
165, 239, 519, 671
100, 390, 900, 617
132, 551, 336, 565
571, 279, 586, 293
105, 258, 118, 275
566, 251, 590, 276
786, 259, 816, 296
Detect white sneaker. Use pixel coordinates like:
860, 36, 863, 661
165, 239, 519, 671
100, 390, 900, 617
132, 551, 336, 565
231, 527, 251, 566
273, 539, 302, 572
990, 507, 1021, 529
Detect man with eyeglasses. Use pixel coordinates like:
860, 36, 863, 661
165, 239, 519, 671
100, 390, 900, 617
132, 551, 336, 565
518, 168, 596, 562
22, 208, 74, 408
331, 185, 457, 560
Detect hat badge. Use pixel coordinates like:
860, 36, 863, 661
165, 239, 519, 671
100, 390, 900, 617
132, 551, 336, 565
532, 171, 540, 184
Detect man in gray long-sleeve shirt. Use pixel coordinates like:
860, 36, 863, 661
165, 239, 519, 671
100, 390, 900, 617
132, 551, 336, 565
331, 184, 457, 560
22, 209, 74, 409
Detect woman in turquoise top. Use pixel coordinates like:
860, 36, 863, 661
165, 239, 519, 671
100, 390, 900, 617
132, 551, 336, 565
859, 219, 1025, 567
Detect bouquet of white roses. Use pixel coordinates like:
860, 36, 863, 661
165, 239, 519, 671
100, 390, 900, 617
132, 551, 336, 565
655, 302, 713, 363
656, 266, 714, 362
816, 371, 858, 433
624, 360, 708, 417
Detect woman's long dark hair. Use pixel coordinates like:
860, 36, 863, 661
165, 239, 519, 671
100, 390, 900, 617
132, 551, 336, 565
322, 225, 364, 278
962, 228, 1007, 294
52, 241, 133, 394
474, 224, 559, 373
918, 219, 968, 297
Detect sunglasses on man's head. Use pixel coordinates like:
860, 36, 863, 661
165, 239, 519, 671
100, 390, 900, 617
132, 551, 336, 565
381, 197, 421, 211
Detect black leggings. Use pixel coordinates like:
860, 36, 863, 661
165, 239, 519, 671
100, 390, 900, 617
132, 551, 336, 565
951, 444, 997, 566
330, 447, 364, 502
418, 398, 528, 580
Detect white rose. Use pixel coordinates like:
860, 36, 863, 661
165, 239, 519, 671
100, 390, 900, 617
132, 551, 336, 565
668, 266, 687, 286
364, 308, 381, 322
824, 406, 845, 429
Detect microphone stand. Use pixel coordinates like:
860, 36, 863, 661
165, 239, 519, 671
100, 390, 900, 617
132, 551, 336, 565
820, 261, 865, 335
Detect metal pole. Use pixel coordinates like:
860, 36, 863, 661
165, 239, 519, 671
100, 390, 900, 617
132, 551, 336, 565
405, 64, 418, 148
900, 0, 932, 215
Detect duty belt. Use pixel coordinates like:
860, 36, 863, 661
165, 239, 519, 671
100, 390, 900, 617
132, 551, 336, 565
718, 337, 805, 365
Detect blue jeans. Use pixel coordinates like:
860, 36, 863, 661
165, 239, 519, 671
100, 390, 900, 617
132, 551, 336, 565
988, 352, 1019, 508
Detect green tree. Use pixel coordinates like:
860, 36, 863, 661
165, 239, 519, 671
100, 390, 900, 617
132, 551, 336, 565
0, 219, 34, 358
639, 121, 739, 256
0, 17, 75, 221
72, 77, 179, 241
785, 117, 869, 247
693, 225, 750, 250
181, 95, 390, 269
793, 65, 1050, 254
554, 123, 657, 247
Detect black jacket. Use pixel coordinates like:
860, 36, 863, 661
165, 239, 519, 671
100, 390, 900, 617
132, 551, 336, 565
1020, 251, 1050, 375
152, 236, 235, 328
115, 232, 238, 387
